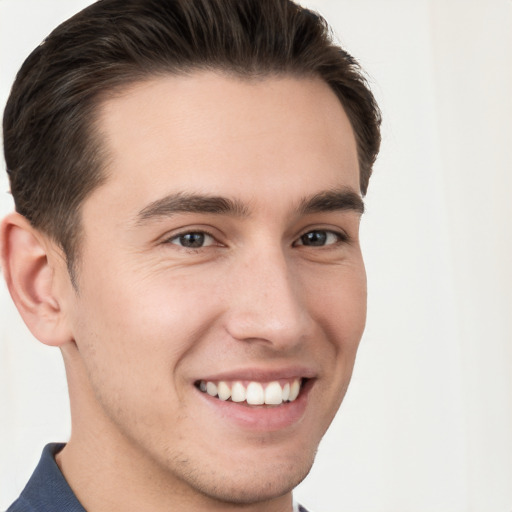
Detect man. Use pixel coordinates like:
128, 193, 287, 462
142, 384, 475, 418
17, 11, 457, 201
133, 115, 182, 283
1, 0, 381, 510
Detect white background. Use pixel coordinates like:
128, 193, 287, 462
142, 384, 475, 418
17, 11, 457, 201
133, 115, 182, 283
1, 1, 511, 511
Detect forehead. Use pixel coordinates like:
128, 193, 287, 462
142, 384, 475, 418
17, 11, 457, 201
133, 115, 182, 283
89, 72, 359, 218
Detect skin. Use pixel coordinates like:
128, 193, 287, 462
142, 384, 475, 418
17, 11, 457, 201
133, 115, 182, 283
2, 73, 366, 512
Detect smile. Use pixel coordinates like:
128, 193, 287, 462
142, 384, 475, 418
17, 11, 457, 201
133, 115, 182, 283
196, 378, 304, 406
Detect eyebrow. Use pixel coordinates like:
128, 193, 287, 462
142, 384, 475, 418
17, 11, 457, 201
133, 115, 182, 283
298, 188, 365, 215
136, 192, 249, 224
135, 187, 364, 226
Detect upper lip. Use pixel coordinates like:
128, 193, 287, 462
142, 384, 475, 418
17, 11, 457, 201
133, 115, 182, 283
195, 365, 318, 383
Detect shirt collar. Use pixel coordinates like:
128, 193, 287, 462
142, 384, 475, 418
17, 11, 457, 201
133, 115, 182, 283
11, 443, 85, 512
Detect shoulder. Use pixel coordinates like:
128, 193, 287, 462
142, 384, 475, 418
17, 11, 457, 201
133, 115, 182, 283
5, 444, 85, 512
6, 496, 35, 512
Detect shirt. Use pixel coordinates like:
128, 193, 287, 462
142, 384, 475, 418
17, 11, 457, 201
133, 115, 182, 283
7, 444, 311, 512
7, 444, 85, 512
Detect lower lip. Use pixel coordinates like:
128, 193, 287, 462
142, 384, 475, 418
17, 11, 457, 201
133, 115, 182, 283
197, 380, 313, 432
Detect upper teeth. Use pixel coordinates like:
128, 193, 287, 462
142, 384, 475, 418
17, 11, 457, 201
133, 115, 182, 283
198, 379, 302, 405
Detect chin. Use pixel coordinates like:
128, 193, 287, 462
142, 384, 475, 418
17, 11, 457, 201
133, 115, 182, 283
165, 444, 317, 506
194, 460, 313, 505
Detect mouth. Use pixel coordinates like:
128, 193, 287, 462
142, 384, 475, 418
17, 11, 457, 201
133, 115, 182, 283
194, 378, 307, 407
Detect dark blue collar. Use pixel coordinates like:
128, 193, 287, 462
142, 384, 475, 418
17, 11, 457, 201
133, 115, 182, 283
7, 443, 85, 512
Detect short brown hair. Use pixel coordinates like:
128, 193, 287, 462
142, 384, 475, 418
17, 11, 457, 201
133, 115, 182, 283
3, 0, 381, 279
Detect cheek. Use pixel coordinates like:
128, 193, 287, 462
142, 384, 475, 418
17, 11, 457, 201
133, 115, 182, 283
70, 263, 223, 378
309, 261, 367, 342
301, 264, 366, 432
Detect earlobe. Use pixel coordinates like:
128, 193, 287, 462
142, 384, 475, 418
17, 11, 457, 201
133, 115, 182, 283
1, 212, 73, 347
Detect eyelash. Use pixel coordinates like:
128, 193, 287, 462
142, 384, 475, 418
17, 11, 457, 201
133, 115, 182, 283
165, 228, 349, 250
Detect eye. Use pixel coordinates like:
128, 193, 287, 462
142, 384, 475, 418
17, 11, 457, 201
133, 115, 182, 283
295, 230, 345, 247
168, 231, 216, 249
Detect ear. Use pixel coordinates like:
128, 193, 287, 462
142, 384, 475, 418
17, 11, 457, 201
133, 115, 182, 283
1, 212, 73, 346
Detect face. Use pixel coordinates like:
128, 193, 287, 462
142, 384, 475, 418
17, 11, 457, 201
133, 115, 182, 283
60, 72, 366, 506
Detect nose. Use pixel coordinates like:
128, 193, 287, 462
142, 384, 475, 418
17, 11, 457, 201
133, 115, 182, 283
223, 245, 313, 350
